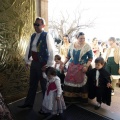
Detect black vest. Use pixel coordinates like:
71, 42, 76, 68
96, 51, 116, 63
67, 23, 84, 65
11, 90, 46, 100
28, 31, 49, 63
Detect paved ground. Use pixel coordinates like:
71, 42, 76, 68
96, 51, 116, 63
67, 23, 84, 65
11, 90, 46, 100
8, 86, 120, 120
80, 86, 120, 120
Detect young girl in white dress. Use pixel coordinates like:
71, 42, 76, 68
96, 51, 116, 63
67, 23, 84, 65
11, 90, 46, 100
41, 67, 66, 115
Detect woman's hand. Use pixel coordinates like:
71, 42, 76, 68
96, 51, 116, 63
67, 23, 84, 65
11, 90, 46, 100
25, 64, 30, 70
82, 66, 88, 73
62, 63, 65, 68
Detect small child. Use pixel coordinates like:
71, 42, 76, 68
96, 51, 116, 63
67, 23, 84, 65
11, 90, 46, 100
41, 67, 66, 115
54, 55, 65, 86
87, 57, 112, 110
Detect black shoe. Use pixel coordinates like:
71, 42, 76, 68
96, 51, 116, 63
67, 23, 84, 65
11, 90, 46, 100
94, 105, 101, 110
38, 110, 45, 114
38, 110, 51, 116
17, 104, 33, 109
51, 114, 61, 120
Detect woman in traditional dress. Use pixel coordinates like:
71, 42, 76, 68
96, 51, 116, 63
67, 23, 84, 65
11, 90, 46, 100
60, 34, 71, 61
91, 37, 100, 57
91, 37, 100, 68
99, 42, 108, 58
104, 37, 120, 95
63, 32, 93, 104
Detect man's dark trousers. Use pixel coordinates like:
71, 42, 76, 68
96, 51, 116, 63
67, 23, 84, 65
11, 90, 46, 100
24, 60, 47, 106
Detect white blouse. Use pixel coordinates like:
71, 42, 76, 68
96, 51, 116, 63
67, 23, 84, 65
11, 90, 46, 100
108, 48, 114, 57
55, 63, 60, 71
31, 33, 41, 52
96, 70, 100, 86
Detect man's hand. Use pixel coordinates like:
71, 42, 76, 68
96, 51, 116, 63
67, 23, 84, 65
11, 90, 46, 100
42, 65, 48, 71
25, 64, 30, 70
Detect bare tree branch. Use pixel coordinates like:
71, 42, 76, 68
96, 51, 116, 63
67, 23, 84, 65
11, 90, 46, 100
49, 9, 95, 41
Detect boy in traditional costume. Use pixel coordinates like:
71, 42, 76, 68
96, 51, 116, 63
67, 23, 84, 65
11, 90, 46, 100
87, 57, 112, 110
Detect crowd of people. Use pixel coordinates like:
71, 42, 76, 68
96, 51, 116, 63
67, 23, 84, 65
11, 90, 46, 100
17, 17, 120, 118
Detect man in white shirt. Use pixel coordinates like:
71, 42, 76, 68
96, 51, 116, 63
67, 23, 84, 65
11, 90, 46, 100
18, 17, 55, 109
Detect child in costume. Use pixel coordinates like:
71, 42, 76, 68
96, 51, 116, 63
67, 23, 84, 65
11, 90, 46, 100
54, 55, 65, 87
87, 57, 112, 110
41, 67, 66, 115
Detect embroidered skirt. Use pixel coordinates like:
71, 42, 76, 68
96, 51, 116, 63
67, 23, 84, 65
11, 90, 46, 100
63, 63, 88, 103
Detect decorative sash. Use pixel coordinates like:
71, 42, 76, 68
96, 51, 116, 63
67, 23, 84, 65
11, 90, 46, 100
31, 51, 39, 61
47, 82, 57, 95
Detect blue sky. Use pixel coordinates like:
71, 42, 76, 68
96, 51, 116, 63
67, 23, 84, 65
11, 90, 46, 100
49, 0, 120, 41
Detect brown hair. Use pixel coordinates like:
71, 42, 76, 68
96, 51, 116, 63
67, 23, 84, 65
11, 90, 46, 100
108, 37, 116, 42
46, 67, 57, 76
63, 34, 68, 38
55, 55, 61, 60
75, 32, 85, 39
101, 42, 106, 46
95, 57, 105, 65
92, 37, 97, 42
